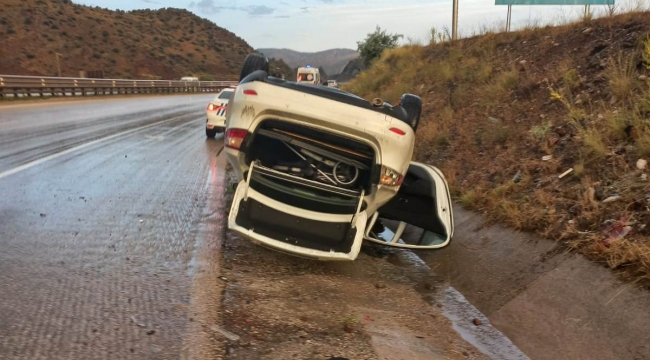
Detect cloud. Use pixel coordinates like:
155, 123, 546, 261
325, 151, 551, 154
141, 0, 161, 3
274, 14, 291, 18
187, 1, 275, 16
246, 5, 275, 16
188, 0, 220, 14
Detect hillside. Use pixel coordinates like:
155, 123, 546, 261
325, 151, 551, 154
0, 0, 275, 80
345, 12, 650, 283
256, 48, 359, 75
331, 57, 365, 83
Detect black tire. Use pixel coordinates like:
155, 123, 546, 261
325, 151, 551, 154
399, 94, 422, 132
239, 54, 269, 82
206, 127, 217, 138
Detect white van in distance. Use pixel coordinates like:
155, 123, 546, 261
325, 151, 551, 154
296, 66, 320, 85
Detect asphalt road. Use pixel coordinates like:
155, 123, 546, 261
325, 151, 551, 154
0, 95, 226, 359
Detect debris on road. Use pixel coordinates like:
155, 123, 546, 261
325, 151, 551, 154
39, 213, 46, 217
472, 318, 483, 326
210, 325, 240, 342
558, 168, 573, 179
602, 217, 634, 246
602, 195, 621, 203
542, 155, 553, 161
130, 316, 146, 327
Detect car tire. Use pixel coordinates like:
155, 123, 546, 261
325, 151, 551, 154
399, 94, 422, 132
239, 54, 269, 82
206, 127, 217, 138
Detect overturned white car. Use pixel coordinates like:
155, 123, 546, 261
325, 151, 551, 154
224, 54, 454, 261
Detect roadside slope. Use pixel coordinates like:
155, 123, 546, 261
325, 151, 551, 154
345, 11, 650, 282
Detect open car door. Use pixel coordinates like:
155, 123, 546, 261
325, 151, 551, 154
364, 162, 454, 249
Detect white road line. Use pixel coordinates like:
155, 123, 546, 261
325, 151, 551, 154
0, 113, 197, 181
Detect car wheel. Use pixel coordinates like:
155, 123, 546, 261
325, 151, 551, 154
239, 53, 269, 82
206, 127, 217, 138
399, 94, 422, 132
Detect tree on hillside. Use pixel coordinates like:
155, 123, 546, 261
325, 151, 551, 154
356, 26, 403, 66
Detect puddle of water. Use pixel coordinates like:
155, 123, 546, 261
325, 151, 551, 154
388, 247, 530, 360
438, 287, 530, 360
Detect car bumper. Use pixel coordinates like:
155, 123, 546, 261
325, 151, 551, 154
206, 112, 226, 129
227, 175, 368, 261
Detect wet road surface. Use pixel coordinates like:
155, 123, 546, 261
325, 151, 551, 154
0, 95, 226, 359
0, 95, 215, 174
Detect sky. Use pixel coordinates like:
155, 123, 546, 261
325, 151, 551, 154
75, 0, 642, 52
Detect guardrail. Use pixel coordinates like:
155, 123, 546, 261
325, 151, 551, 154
0, 75, 239, 98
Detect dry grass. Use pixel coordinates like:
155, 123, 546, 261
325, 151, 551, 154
582, 127, 610, 159
606, 54, 640, 102
345, 11, 650, 283
563, 69, 582, 90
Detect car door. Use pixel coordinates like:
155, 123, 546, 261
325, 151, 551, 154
364, 162, 454, 249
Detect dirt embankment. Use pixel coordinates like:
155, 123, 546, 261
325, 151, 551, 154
345, 11, 650, 283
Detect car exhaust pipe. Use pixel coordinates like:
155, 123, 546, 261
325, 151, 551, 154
372, 98, 384, 107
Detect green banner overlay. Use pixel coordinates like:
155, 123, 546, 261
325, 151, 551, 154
496, 0, 614, 4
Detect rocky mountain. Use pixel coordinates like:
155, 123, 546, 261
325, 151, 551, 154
256, 48, 360, 75
331, 57, 365, 83
0, 0, 291, 80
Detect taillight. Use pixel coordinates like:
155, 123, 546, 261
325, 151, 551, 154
207, 103, 215, 111
243, 89, 257, 96
379, 165, 404, 187
389, 127, 406, 135
225, 128, 249, 150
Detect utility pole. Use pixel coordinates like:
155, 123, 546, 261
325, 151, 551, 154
452, 0, 459, 40
55, 53, 62, 77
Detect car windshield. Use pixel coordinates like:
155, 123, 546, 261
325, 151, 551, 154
218, 91, 233, 100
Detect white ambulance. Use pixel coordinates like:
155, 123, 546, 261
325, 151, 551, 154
296, 65, 320, 85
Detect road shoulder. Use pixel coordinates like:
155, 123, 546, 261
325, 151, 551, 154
210, 168, 491, 360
